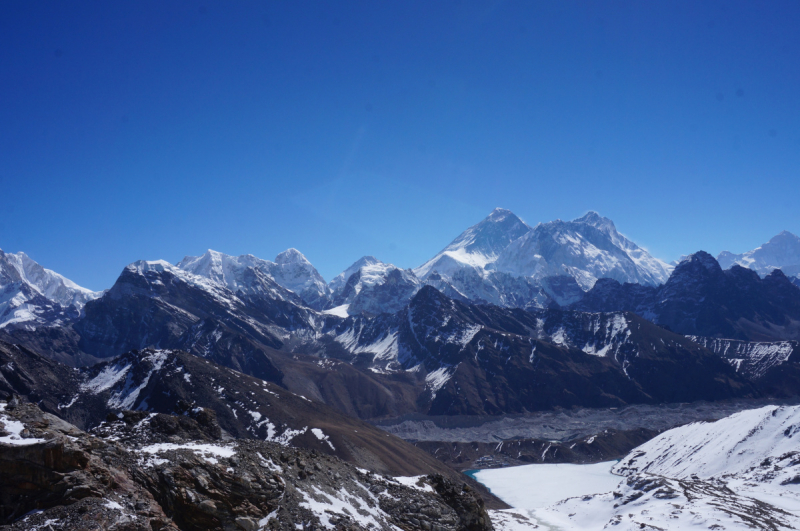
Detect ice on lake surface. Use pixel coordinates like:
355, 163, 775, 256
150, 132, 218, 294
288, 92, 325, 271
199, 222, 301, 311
471, 461, 620, 510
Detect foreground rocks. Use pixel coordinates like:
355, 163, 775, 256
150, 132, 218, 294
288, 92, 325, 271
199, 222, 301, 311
0, 400, 494, 531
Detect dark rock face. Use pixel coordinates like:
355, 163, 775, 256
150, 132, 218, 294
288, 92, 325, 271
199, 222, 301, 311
74, 264, 298, 382
573, 251, 800, 341
326, 286, 757, 416
0, 341, 495, 497
428, 475, 493, 531
0, 400, 496, 531
0, 401, 175, 530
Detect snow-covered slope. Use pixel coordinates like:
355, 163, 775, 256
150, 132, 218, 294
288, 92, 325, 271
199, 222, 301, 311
491, 212, 672, 290
410, 209, 672, 310
615, 404, 800, 484
533, 405, 800, 530
688, 336, 799, 379
0, 249, 101, 329
718, 230, 800, 278
177, 248, 329, 307
328, 256, 422, 315
415, 208, 532, 279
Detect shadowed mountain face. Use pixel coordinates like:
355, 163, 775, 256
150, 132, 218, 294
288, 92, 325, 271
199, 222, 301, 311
322, 286, 758, 415
72, 260, 316, 382
573, 251, 800, 341
0, 340, 488, 483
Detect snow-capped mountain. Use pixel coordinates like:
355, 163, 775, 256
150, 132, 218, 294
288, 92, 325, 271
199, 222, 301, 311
177, 248, 329, 308
490, 212, 672, 290
539, 405, 800, 530
0, 249, 100, 330
326, 256, 422, 316
73, 258, 318, 380
410, 209, 672, 312
718, 230, 800, 279
414, 208, 532, 279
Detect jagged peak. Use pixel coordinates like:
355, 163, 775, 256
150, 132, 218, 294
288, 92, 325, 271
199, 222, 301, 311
126, 259, 174, 275
573, 211, 617, 232
769, 230, 800, 243
485, 207, 516, 222
765, 268, 790, 281
344, 255, 385, 271
275, 248, 310, 265
410, 284, 449, 305
684, 251, 721, 272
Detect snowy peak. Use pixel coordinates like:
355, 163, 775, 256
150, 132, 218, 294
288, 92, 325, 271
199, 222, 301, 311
267, 248, 328, 306
573, 211, 616, 233
414, 208, 531, 279
329, 256, 391, 296
718, 230, 800, 278
0, 248, 101, 330
128, 259, 174, 275
175, 249, 229, 285
328, 256, 421, 315
177, 249, 328, 307
0, 249, 99, 307
492, 213, 672, 289
274, 247, 310, 265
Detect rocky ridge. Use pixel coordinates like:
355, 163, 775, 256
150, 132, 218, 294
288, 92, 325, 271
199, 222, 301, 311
573, 251, 800, 341
0, 399, 497, 531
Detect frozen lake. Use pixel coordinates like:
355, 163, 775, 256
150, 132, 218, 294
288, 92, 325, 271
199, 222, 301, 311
468, 461, 621, 511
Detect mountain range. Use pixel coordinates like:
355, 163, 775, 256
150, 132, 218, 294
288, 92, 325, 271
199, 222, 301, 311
2, 210, 800, 421
3, 209, 800, 530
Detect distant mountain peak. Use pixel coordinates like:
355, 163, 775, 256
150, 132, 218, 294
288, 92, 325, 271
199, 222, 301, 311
771, 230, 800, 242
275, 248, 310, 265
176, 249, 328, 307
683, 251, 721, 273
414, 209, 531, 279
717, 230, 800, 278
128, 259, 173, 274
573, 211, 617, 233
486, 207, 515, 221
0, 249, 101, 330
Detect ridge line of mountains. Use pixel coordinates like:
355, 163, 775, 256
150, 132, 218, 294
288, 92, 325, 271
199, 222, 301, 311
1, 208, 799, 422
4, 209, 799, 325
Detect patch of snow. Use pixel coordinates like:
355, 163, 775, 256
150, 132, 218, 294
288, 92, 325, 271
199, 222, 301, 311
323, 304, 350, 318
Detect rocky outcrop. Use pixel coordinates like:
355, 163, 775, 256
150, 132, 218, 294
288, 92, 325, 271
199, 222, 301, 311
0, 400, 175, 530
1, 399, 496, 531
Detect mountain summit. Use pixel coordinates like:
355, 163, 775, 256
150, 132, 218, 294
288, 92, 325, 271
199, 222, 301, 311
490, 212, 672, 289
414, 208, 531, 279
0, 249, 100, 330
718, 230, 800, 279
414, 209, 671, 294
178, 248, 329, 307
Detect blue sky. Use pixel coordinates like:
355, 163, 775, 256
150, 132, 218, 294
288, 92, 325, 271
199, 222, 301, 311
1, 1, 799, 290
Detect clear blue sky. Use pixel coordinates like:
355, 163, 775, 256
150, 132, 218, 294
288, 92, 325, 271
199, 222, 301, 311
1, 1, 799, 290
